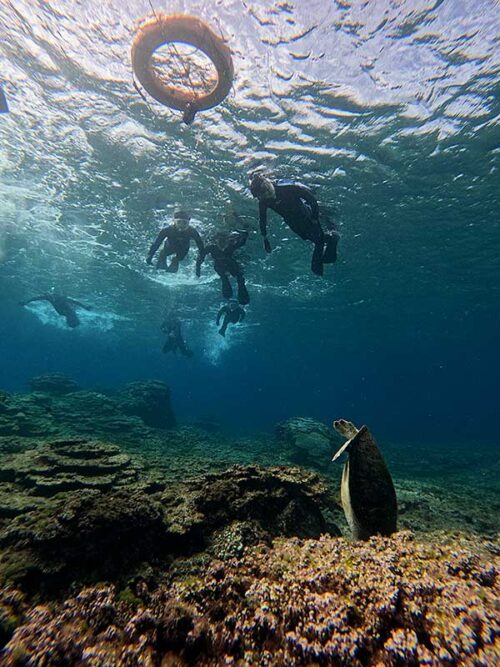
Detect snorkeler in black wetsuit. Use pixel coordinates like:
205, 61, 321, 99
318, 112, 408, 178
216, 299, 245, 337
198, 229, 250, 305
250, 174, 339, 276
161, 317, 193, 357
146, 209, 204, 274
19, 292, 92, 328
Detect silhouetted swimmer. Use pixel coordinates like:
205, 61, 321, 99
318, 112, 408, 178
250, 174, 339, 276
216, 299, 245, 337
19, 292, 92, 328
198, 229, 250, 305
161, 317, 193, 357
147, 209, 204, 274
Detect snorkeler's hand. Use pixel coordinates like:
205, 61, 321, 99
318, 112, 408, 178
263, 237, 272, 253
146, 256, 153, 265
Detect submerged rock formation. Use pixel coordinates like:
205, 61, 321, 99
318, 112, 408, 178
0, 377, 176, 440
0, 460, 339, 594
0, 438, 140, 497
29, 373, 80, 395
275, 417, 339, 469
116, 380, 176, 429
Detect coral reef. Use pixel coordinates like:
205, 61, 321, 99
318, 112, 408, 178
1, 532, 498, 665
275, 417, 339, 469
160, 465, 342, 555
0, 463, 339, 594
116, 380, 176, 429
0, 438, 140, 497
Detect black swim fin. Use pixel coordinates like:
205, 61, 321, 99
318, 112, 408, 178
0, 86, 9, 113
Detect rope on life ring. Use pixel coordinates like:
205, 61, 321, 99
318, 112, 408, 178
131, 14, 234, 124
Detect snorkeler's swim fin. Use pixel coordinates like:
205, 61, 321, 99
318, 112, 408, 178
0, 86, 9, 113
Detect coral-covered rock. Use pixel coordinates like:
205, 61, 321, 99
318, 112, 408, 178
29, 373, 80, 395
161, 464, 342, 553
0, 463, 340, 594
2, 533, 498, 666
0, 489, 166, 593
0, 438, 140, 497
275, 417, 339, 469
116, 381, 176, 429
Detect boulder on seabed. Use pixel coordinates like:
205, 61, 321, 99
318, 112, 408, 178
29, 373, 80, 395
275, 417, 340, 470
116, 381, 176, 429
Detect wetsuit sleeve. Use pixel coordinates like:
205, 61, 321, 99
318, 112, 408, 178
21, 295, 47, 305
216, 307, 226, 326
190, 228, 205, 255
147, 227, 169, 259
258, 201, 268, 236
295, 185, 319, 220
191, 229, 205, 275
68, 299, 91, 310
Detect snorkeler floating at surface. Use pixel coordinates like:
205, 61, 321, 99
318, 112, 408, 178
146, 209, 204, 274
250, 173, 339, 276
198, 229, 250, 305
161, 316, 193, 357
19, 291, 92, 328
216, 299, 245, 337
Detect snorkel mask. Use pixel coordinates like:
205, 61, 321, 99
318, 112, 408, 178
174, 209, 191, 230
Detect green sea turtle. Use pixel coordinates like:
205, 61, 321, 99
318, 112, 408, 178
332, 419, 397, 540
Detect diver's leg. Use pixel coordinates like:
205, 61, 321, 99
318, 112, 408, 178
323, 230, 339, 264
65, 310, 80, 328
166, 255, 180, 273
162, 339, 174, 354
220, 274, 233, 299
235, 272, 250, 305
219, 318, 228, 336
157, 242, 173, 270
167, 244, 189, 272
311, 241, 325, 276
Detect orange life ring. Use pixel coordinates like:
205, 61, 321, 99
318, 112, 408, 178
131, 14, 234, 123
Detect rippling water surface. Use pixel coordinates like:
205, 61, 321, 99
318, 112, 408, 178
0, 0, 499, 440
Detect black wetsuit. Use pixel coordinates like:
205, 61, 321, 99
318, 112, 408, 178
161, 319, 193, 357
20, 294, 91, 328
199, 230, 250, 305
258, 181, 339, 275
147, 225, 204, 273
216, 305, 245, 337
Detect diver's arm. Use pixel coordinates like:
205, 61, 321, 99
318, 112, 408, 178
146, 228, 169, 263
216, 307, 226, 326
296, 185, 320, 221
196, 244, 209, 276
259, 202, 271, 253
68, 299, 91, 310
239, 309, 245, 322
191, 228, 205, 276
